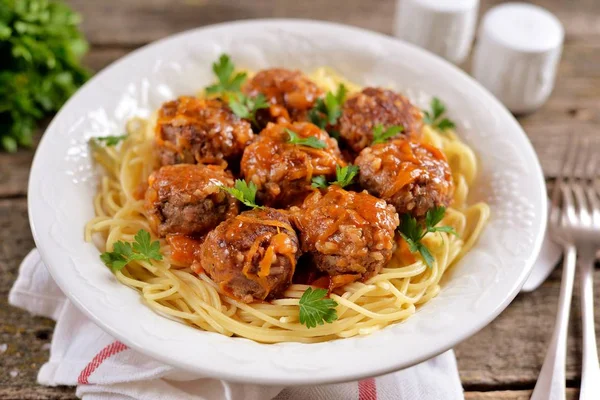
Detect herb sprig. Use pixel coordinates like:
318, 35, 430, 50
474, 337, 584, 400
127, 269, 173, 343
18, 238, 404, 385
308, 84, 347, 134
371, 124, 404, 145
1, 0, 90, 152
100, 230, 162, 272
311, 164, 360, 189
423, 97, 455, 132
286, 128, 327, 149
228, 92, 269, 127
94, 134, 127, 146
397, 206, 458, 268
298, 287, 338, 328
205, 54, 247, 95
220, 179, 263, 209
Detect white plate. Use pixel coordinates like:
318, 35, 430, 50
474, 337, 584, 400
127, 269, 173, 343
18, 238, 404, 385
28, 20, 547, 385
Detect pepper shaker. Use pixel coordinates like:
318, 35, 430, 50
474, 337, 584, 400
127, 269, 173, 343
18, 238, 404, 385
472, 3, 564, 114
393, 0, 479, 64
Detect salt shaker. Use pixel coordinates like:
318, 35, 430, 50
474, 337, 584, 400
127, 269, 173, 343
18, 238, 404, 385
393, 0, 479, 64
472, 3, 564, 114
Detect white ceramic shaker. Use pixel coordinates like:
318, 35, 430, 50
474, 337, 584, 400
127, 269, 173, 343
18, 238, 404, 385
472, 3, 564, 114
393, 0, 479, 64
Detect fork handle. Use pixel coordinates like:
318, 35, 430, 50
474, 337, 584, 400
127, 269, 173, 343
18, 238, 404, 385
579, 246, 600, 399
531, 244, 577, 400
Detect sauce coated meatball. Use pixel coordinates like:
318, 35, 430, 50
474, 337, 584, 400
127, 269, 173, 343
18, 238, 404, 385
292, 186, 399, 284
155, 96, 254, 166
241, 122, 345, 208
355, 139, 454, 218
200, 208, 300, 303
145, 164, 238, 237
338, 88, 423, 154
243, 68, 322, 126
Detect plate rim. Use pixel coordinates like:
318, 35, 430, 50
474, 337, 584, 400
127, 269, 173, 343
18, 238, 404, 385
28, 18, 548, 385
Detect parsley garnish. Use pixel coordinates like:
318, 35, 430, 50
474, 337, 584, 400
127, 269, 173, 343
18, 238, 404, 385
298, 287, 338, 328
423, 97, 455, 132
309, 84, 347, 132
397, 206, 458, 268
371, 124, 404, 145
220, 179, 263, 209
0, 0, 90, 152
311, 164, 360, 189
311, 176, 328, 189
286, 128, 327, 149
100, 230, 162, 272
228, 92, 269, 127
205, 54, 247, 95
94, 134, 127, 146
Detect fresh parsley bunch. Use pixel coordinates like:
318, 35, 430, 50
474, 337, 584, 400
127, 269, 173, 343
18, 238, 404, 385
0, 0, 90, 152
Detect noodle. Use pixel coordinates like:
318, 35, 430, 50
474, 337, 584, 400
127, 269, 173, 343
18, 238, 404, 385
86, 68, 490, 343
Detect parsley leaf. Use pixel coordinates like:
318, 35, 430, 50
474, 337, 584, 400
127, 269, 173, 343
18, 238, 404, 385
333, 164, 359, 188
100, 229, 163, 272
220, 179, 263, 209
397, 206, 458, 268
95, 134, 127, 146
371, 124, 404, 145
228, 92, 269, 127
298, 287, 338, 328
308, 84, 347, 131
423, 97, 456, 132
205, 54, 247, 95
0, 0, 90, 152
311, 175, 328, 189
286, 128, 327, 149
311, 164, 360, 189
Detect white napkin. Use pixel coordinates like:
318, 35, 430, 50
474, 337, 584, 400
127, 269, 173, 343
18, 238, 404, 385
9, 249, 464, 400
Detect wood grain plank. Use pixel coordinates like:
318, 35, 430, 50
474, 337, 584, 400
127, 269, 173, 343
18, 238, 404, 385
0, 387, 76, 400
65, 0, 600, 47
465, 389, 578, 400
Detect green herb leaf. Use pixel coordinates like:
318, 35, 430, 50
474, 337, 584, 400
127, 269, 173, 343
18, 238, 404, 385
95, 134, 127, 146
332, 164, 359, 188
397, 206, 457, 268
100, 229, 162, 272
298, 287, 338, 328
423, 97, 456, 133
0, 0, 90, 152
228, 92, 269, 127
220, 179, 263, 209
205, 54, 247, 95
371, 124, 404, 145
308, 84, 347, 133
311, 175, 328, 189
425, 206, 446, 228
286, 128, 327, 149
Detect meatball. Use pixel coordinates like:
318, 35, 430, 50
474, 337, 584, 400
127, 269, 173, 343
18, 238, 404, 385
355, 139, 454, 218
243, 68, 322, 126
292, 186, 399, 284
241, 121, 345, 208
338, 88, 423, 154
155, 96, 254, 166
200, 208, 300, 303
145, 164, 239, 237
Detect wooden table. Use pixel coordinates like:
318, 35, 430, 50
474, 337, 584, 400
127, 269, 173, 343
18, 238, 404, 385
1, 0, 598, 398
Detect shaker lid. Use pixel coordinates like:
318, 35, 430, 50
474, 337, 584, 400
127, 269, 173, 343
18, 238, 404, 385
481, 3, 564, 53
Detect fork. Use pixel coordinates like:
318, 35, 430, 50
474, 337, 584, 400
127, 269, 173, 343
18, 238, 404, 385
531, 137, 600, 400
560, 137, 600, 399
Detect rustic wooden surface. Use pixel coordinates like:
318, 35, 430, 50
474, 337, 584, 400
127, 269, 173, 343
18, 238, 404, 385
1, 0, 599, 398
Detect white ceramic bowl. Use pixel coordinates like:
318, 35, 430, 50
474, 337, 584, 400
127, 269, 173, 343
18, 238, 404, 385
28, 20, 546, 385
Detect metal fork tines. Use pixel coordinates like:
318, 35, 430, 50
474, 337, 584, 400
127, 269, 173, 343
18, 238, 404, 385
560, 137, 600, 399
532, 137, 600, 400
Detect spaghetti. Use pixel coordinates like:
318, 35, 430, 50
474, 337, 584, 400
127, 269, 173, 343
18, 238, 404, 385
85, 69, 490, 343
